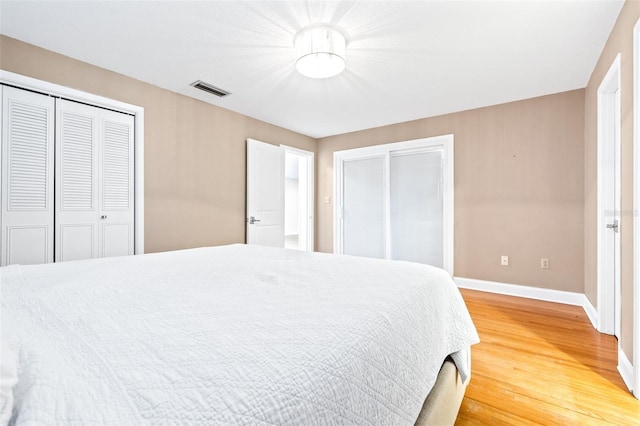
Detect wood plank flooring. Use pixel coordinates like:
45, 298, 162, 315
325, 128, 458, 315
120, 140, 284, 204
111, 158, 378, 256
456, 289, 640, 425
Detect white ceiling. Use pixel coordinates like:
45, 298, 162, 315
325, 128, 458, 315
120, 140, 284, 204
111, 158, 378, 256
0, 1, 624, 139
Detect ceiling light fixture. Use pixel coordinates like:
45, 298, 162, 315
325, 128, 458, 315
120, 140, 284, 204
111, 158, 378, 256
295, 26, 346, 79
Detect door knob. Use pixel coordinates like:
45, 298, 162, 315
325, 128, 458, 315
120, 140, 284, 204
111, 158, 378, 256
606, 220, 619, 233
100, 215, 107, 220
248, 216, 260, 224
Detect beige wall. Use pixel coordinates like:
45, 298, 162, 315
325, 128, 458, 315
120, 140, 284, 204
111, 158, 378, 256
0, 35, 316, 253
317, 90, 585, 293
584, 0, 640, 362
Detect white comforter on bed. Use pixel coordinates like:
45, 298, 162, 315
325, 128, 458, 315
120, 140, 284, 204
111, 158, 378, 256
1, 244, 478, 425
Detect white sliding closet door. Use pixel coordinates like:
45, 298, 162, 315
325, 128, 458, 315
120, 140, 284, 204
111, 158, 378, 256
0, 86, 55, 266
342, 156, 386, 259
334, 135, 454, 274
390, 150, 443, 267
56, 99, 134, 261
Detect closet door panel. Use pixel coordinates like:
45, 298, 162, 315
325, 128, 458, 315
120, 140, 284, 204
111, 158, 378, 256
100, 112, 134, 257
6, 226, 49, 265
56, 99, 134, 261
55, 99, 99, 262
59, 224, 95, 261
390, 150, 443, 267
1, 86, 54, 266
102, 224, 131, 257
342, 156, 385, 259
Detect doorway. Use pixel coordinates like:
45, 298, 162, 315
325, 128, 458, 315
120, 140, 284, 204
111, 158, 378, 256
597, 54, 621, 338
245, 139, 314, 251
284, 147, 314, 251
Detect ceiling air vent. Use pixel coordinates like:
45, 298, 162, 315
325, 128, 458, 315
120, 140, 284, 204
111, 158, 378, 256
190, 80, 231, 98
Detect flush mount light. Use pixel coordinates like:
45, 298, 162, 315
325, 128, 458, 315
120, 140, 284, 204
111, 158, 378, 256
294, 26, 346, 79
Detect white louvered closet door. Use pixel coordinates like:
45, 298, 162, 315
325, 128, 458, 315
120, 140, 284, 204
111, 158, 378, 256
0, 86, 55, 266
55, 99, 134, 261
99, 108, 134, 258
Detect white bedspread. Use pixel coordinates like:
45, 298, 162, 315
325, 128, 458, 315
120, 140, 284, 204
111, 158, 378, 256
1, 244, 478, 425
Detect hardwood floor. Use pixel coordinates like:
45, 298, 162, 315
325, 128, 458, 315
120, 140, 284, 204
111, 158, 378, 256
456, 289, 640, 425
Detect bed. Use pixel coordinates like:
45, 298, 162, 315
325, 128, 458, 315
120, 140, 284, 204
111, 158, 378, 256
0, 244, 479, 425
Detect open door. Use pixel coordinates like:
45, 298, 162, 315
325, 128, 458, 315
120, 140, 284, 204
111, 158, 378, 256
597, 55, 621, 337
246, 139, 284, 247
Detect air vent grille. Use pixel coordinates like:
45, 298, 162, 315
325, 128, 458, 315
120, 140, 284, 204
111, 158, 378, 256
190, 80, 230, 98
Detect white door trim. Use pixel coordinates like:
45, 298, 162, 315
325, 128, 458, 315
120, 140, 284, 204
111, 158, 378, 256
281, 145, 315, 252
0, 70, 145, 254
597, 54, 621, 337
333, 134, 454, 275
631, 18, 640, 398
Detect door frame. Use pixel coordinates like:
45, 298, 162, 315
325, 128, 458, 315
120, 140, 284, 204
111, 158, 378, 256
333, 134, 454, 275
597, 54, 621, 337
0, 70, 145, 254
281, 145, 315, 252
632, 19, 640, 398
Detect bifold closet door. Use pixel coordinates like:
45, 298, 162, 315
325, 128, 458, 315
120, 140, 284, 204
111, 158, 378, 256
0, 86, 55, 266
56, 99, 134, 261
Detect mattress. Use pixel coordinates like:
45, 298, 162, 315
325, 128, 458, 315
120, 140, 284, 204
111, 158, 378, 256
1, 244, 479, 425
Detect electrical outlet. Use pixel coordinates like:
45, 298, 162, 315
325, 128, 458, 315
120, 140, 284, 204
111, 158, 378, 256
541, 258, 550, 269
501, 255, 509, 266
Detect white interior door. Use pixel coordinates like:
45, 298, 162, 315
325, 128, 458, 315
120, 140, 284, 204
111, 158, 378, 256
597, 56, 621, 338
246, 139, 284, 247
613, 88, 621, 339
56, 99, 134, 262
604, 88, 621, 338
0, 86, 55, 266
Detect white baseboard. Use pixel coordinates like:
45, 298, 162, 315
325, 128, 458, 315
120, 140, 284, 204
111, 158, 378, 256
618, 347, 635, 392
454, 277, 598, 328
581, 295, 599, 330
455, 277, 586, 305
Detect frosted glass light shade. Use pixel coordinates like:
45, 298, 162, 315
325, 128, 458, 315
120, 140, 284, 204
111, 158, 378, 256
295, 27, 346, 79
